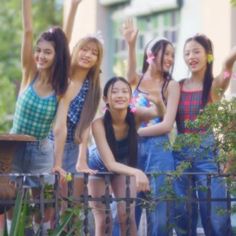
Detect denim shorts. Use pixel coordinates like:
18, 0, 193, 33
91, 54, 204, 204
62, 142, 81, 174
12, 139, 54, 187
88, 145, 109, 179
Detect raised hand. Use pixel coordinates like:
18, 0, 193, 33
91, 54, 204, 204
122, 18, 139, 45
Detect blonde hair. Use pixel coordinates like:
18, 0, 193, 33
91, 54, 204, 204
71, 37, 103, 143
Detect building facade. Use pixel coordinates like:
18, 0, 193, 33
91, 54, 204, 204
64, 0, 236, 96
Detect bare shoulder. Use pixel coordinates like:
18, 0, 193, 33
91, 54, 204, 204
92, 116, 104, 128
167, 80, 180, 90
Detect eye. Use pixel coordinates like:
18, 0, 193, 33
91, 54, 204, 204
44, 50, 52, 55
184, 52, 189, 57
82, 47, 88, 52
111, 89, 118, 94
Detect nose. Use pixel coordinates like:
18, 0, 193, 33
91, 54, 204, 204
84, 50, 92, 58
38, 51, 45, 59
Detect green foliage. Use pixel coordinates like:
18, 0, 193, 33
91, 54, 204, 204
48, 204, 84, 236
9, 189, 29, 236
0, 0, 63, 132
0, 76, 15, 131
231, 0, 236, 6
173, 97, 236, 172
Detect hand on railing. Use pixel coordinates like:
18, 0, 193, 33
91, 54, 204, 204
52, 165, 67, 183
76, 160, 98, 175
134, 170, 150, 192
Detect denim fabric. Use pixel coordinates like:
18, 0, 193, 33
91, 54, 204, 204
173, 135, 232, 236
136, 135, 175, 236
88, 145, 108, 172
61, 142, 80, 174
12, 139, 54, 187
88, 146, 120, 236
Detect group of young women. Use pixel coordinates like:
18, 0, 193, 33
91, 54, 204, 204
4, 0, 236, 235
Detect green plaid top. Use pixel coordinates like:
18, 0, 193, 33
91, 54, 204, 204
11, 80, 58, 140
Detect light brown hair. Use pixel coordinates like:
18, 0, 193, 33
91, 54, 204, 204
71, 37, 103, 143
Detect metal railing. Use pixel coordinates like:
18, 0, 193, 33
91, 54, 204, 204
0, 172, 235, 236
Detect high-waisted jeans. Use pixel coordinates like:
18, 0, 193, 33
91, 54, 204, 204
137, 135, 175, 236
173, 134, 232, 236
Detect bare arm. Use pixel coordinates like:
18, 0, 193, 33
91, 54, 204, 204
122, 18, 140, 86
92, 118, 149, 191
21, 0, 35, 92
53, 87, 72, 177
138, 80, 180, 136
211, 46, 236, 101
63, 0, 82, 43
76, 127, 97, 174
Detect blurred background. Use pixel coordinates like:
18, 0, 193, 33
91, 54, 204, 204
65, 0, 236, 95
0, 0, 236, 132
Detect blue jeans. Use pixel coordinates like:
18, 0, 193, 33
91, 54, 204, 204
173, 134, 232, 236
137, 135, 175, 236
12, 139, 54, 187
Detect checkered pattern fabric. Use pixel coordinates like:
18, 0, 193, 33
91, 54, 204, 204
11, 83, 57, 140
66, 78, 89, 142
49, 78, 89, 142
176, 88, 203, 134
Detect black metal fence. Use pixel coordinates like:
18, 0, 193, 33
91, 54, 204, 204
0, 172, 236, 236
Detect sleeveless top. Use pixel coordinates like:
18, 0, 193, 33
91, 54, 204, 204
115, 136, 129, 163
11, 78, 57, 140
49, 78, 89, 143
132, 78, 162, 127
176, 81, 209, 134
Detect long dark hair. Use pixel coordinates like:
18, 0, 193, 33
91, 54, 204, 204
103, 77, 137, 167
184, 34, 214, 107
142, 39, 174, 103
36, 26, 70, 96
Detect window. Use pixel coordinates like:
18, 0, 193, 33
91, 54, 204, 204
112, 10, 180, 75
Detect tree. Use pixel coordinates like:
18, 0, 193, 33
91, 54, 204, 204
0, 0, 63, 132
231, 0, 236, 6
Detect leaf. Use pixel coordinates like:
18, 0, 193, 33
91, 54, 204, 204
50, 211, 74, 236
9, 188, 25, 236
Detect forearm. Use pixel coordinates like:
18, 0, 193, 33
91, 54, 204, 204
63, 1, 80, 42
53, 127, 67, 168
107, 161, 139, 176
212, 48, 236, 99
138, 121, 172, 137
224, 46, 236, 70
77, 128, 90, 164
127, 42, 138, 85
22, 0, 32, 32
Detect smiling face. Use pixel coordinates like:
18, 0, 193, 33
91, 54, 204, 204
105, 80, 132, 111
34, 39, 55, 71
77, 41, 98, 69
155, 43, 175, 72
184, 39, 207, 73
